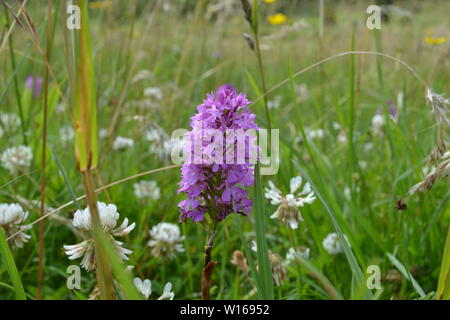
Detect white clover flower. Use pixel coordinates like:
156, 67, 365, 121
158, 282, 175, 300
265, 176, 316, 229
144, 87, 163, 100
332, 122, 341, 130
322, 232, 350, 255
250, 240, 257, 253
371, 113, 385, 136
134, 278, 152, 299
286, 246, 310, 264
306, 128, 325, 140
113, 136, 134, 150
295, 84, 309, 102
337, 130, 348, 144
359, 160, 368, 170
148, 222, 184, 259
64, 202, 135, 271
363, 142, 374, 152
134, 180, 161, 200
161, 138, 183, 160
99, 128, 108, 139
267, 95, 281, 109
1, 145, 33, 175
144, 127, 167, 143
60, 126, 75, 143
0, 203, 30, 248
0, 112, 21, 132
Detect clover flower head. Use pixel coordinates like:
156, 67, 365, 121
1, 145, 33, 175
269, 252, 286, 286
322, 232, 349, 255
0, 203, 30, 248
337, 130, 348, 144
0, 112, 21, 132
371, 112, 386, 136
148, 222, 184, 259
265, 176, 316, 229
145, 126, 167, 144
286, 246, 310, 264
267, 95, 281, 109
64, 202, 135, 271
306, 128, 325, 140
113, 136, 134, 150
178, 85, 259, 223
134, 180, 161, 200
144, 87, 163, 100
60, 126, 75, 143
144, 124, 182, 161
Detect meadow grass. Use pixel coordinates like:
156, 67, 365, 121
0, 0, 449, 300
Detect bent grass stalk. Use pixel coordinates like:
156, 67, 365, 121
6, 165, 181, 242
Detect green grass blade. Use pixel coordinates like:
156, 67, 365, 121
50, 146, 81, 210
293, 162, 373, 299
236, 218, 264, 298
95, 227, 142, 300
0, 229, 26, 300
253, 163, 274, 299
387, 253, 426, 298
437, 226, 450, 300
294, 256, 343, 300
73, 0, 98, 171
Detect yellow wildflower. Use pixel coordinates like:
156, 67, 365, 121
263, 0, 277, 3
267, 13, 287, 26
424, 36, 447, 45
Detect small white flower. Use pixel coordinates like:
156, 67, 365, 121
267, 95, 281, 110
158, 282, 174, 300
306, 128, 325, 141
286, 246, 310, 263
295, 84, 309, 102
0, 203, 30, 248
55, 102, 65, 113
265, 176, 316, 229
363, 142, 374, 152
64, 202, 135, 271
1, 145, 33, 175
113, 136, 134, 150
250, 240, 257, 253
134, 278, 152, 299
144, 127, 167, 143
134, 180, 161, 200
99, 128, 109, 139
332, 122, 341, 130
371, 113, 385, 136
322, 232, 349, 255
60, 126, 75, 143
144, 87, 163, 100
0, 112, 21, 132
148, 222, 184, 259
337, 131, 348, 144
359, 160, 368, 170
